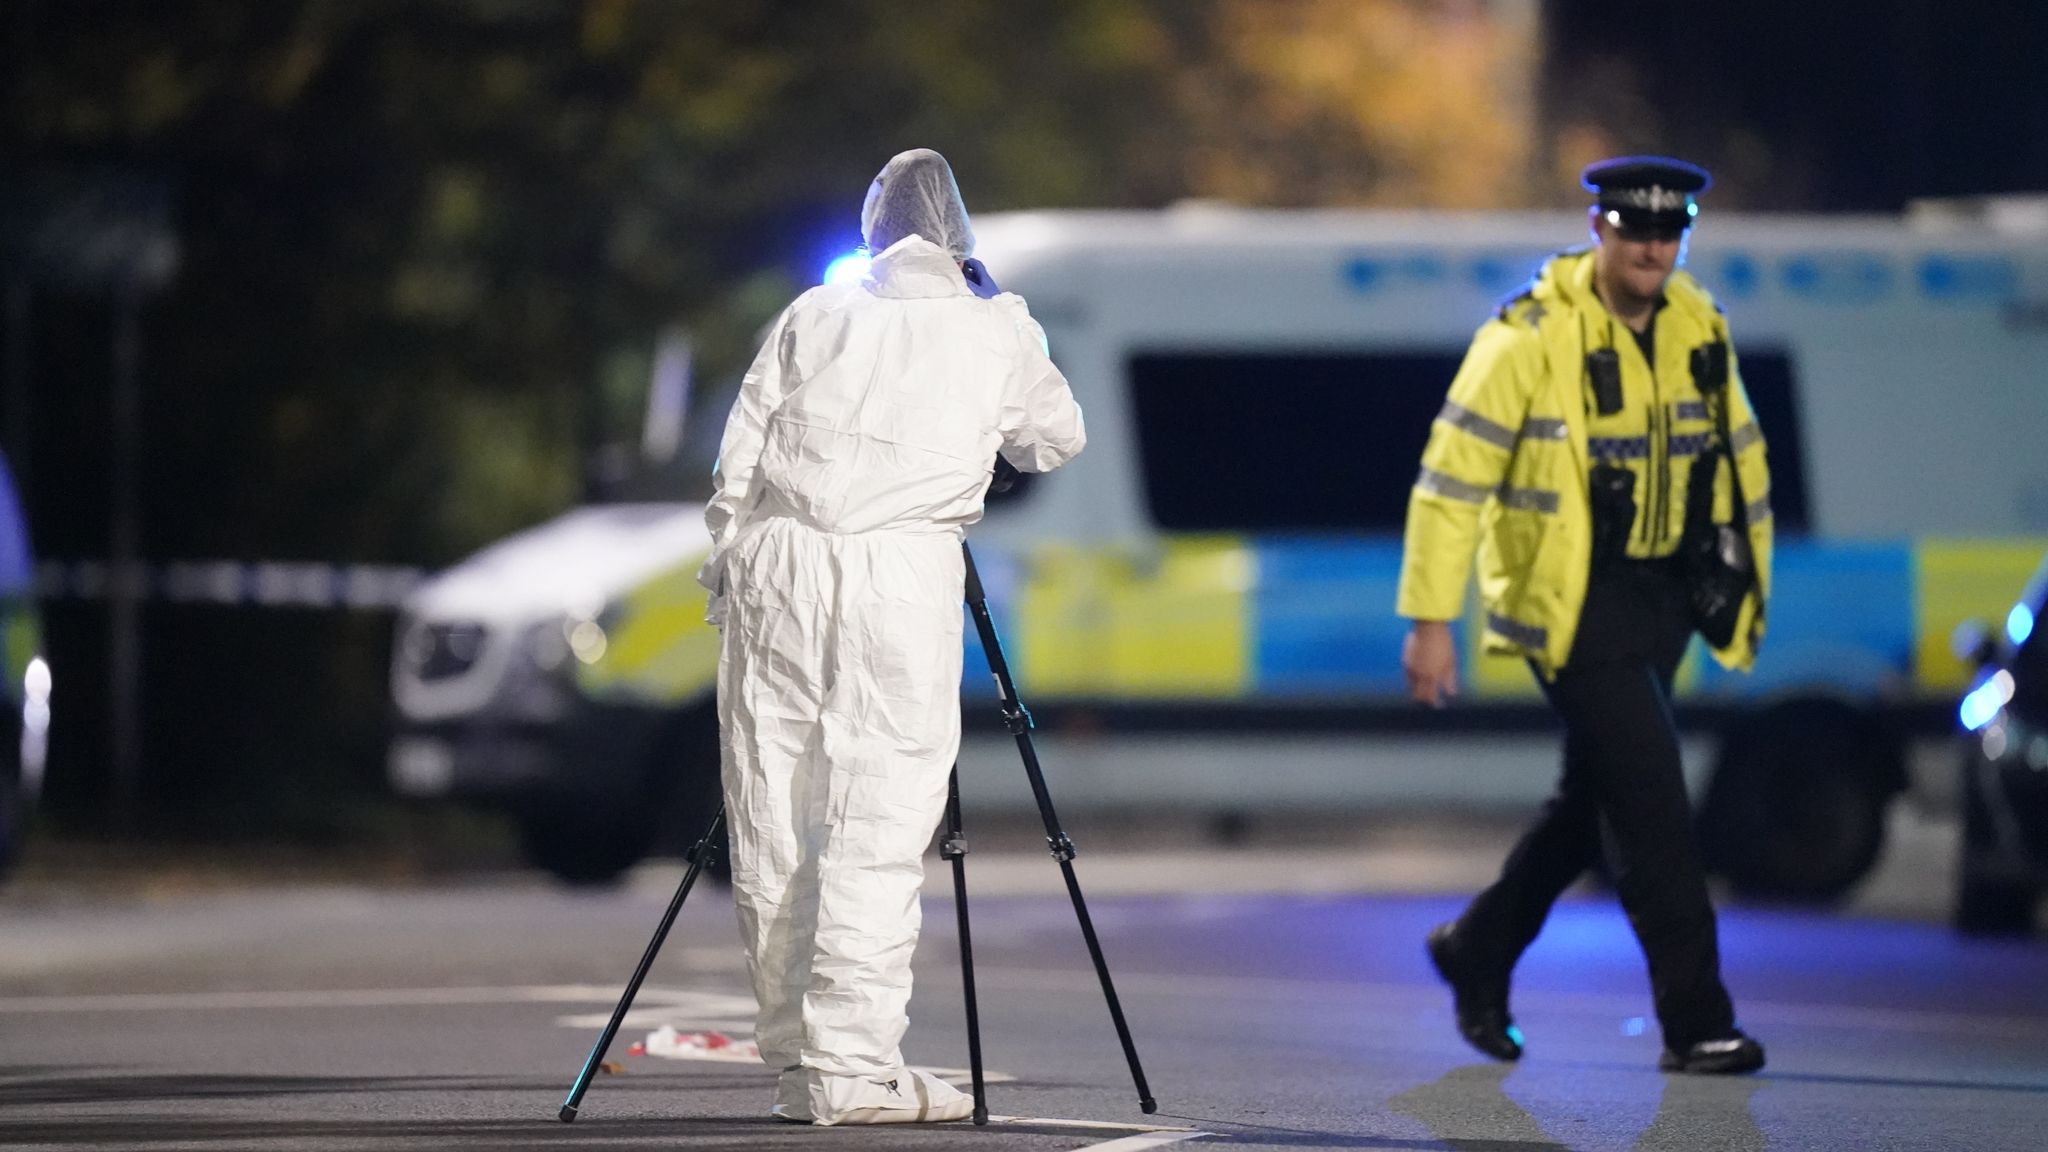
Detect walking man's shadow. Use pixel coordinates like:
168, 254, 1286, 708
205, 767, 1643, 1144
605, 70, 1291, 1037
1390, 1063, 1765, 1151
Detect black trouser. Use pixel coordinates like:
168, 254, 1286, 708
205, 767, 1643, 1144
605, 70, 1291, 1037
1455, 559, 1736, 1049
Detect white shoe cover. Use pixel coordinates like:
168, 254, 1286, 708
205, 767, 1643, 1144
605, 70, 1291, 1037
809, 1068, 973, 1126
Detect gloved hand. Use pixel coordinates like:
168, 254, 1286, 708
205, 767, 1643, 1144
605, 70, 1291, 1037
988, 454, 1023, 495
697, 557, 729, 628
966, 257, 1014, 502
960, 257, 1001, 300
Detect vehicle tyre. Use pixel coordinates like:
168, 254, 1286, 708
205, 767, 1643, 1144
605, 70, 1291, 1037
0, 766, 19, 881
0, 707, 23, 881
518, 806, 658, 887
1954, 753, 2040, 936
1698, 696, 1899, 904
1956, 869, 2038, 935
652, 703, 729, 885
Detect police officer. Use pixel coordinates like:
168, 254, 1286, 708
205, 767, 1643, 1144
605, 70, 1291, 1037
1396, 157, 1772, 1075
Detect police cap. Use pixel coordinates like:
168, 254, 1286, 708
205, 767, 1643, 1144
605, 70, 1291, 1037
1581, 156, 1710, 234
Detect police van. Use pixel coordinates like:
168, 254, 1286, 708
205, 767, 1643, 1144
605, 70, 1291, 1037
390, 203, 2048, 893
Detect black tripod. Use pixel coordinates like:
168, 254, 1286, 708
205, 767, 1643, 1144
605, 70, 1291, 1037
559, 541, 1155, 1125
946, 541, 1156, 1122
558, 806, 725, 1123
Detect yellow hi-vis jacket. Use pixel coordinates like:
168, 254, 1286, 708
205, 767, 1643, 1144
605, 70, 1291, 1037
1395, 249, 1775, 676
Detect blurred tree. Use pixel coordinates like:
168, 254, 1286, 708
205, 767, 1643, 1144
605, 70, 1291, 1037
0, 0, 1189, 837
0, 0, 1561, 840
5, 0, 1545, 560
1162, 0, 1540, 208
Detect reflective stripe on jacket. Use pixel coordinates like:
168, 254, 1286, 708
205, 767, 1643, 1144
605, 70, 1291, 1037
1395, 249, 1774, 675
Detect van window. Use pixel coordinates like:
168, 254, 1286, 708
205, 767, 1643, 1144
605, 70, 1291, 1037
984, 468, 1036, 509
1130, 350, 1466, 533
1128, 347, 1809, 535
1731, 348, 1809, 536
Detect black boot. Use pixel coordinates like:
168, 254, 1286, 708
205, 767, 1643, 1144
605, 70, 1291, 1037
1660, 1029, 1765, 1075
1426, 922, 1523, 1062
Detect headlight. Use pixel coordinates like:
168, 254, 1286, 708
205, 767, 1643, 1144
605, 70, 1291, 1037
503, 621, 574, 721
567, 617, 609, 665
528, 618, 571, 671
406, 619, 490, 681
21, 655, 50, 801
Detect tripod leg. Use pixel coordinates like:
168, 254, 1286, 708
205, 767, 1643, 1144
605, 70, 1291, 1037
559, 805, 726, 1122
1018, 737, 1157, 1114
942, 767, 991, 1125
961, 542, 1157, 1114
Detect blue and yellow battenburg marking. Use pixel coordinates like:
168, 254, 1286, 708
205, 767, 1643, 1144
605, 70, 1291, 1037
573, 560, 722, 706
592, 535, 2046, 710
968, 534, 2048, 705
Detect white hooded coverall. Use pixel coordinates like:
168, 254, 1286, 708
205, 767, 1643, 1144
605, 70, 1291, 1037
698, 149, 1085, 1112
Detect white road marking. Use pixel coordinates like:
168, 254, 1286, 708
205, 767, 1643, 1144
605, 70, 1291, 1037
0, 984, 736, 1015
914, 1065, 1019, 1086
993, 1116, 1212, 1150
553, 1008, 756, 1030
1070, 1133, 1212, 1151
989, 1115, 1199, 1133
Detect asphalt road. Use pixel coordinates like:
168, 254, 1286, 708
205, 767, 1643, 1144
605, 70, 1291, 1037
1, 815, 2044, 1151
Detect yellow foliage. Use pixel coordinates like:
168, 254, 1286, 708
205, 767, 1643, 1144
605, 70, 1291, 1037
583, 0, 635, 57
1187, 0, 1539, 208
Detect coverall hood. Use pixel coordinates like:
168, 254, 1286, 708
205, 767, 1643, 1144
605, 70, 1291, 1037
861, 148, 976, 260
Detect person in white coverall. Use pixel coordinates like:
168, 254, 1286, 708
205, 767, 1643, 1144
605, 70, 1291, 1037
697, 148, 1085, 1126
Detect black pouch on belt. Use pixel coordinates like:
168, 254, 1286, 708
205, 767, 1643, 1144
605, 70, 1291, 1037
1588, 464, 1637, 562
1678, 341, 1752, 648
1585, 348, 1624, 415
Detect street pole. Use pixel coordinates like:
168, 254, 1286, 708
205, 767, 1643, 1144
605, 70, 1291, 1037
108, 274, 142, 833
12, 161, 175, 836
3, 278, 26, 483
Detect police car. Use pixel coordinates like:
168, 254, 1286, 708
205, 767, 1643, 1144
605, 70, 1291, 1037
1954, 552, 2048, 933
387, 504, 721, 883
0, 451, 50, 880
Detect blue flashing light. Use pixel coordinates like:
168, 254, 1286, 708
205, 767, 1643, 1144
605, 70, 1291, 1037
2010, 603, 2036, 647
1960, 677, 2007, 732
823, 251, 870, 286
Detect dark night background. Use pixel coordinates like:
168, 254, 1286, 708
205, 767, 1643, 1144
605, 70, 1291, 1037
1542, 0, 2048, 209
2, 0, 2044, 849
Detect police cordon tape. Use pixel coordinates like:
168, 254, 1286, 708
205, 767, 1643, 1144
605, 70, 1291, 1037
35, 560, 425, 610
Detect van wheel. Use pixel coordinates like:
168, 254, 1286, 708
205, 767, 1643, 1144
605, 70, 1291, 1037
1698, 697, 1898, 904
651, 704, 729, 885
0, 708, 23, 881
1954, 760, 2039, 935
519, 807, 657, 887
0, 767, 20, 881
1956, 870, 2039, 935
